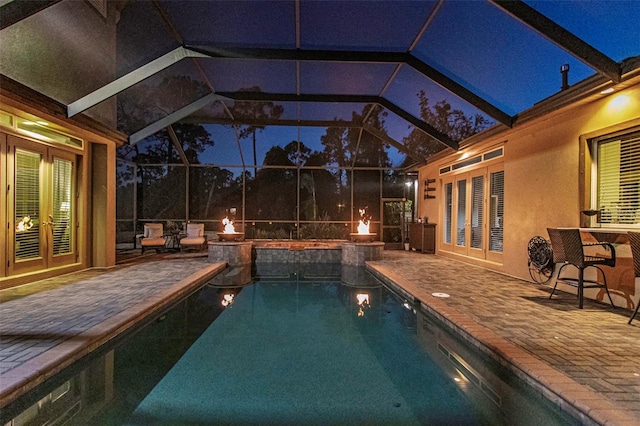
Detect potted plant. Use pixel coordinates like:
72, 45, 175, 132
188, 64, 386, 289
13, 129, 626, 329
166, 221, 181, 235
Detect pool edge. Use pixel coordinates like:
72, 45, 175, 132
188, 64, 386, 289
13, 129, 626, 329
0, 261, 228, 409
365, 262, 639, 426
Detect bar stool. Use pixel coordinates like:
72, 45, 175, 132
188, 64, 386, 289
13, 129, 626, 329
547, 228, 616, 309
628, 232, 640, 324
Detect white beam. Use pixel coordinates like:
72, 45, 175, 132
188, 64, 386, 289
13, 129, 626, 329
128, 93, 226, 145
67, 47, 209, 117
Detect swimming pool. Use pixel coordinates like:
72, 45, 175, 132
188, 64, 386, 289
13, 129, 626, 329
2, 263, 573, 425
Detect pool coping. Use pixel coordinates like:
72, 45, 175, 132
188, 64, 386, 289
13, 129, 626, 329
0, 262, 227, 409
366, 263, 640, 426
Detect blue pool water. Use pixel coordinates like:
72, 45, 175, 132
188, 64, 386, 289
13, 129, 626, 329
3, 264, 573, 425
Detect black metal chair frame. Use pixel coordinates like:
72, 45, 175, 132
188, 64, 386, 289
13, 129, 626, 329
547, 228, 616, 309
628, 232, 640, 324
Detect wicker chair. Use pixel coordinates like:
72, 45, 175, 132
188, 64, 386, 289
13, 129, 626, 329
547, 228, 616, 309
628, 232, 640, 324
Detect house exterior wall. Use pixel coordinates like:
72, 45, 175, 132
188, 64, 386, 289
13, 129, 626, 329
0, 2, 123, 288
417, 78, 640, 299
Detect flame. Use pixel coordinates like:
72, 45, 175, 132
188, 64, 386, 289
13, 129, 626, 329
356, 293, 369, 306
221, 293, 235, 307
357, 208, 370, 234
357, 220, 370, 234
222, 217, 236, 234
356, 293, 370, 317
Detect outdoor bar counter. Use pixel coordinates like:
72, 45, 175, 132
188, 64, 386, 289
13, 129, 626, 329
578, 228, 636, 310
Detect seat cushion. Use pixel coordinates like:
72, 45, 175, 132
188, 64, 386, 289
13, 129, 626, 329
144, 224, 164, 238
180, 236, 205, 245
186, 224, 204, 238
141, 237, 166, 246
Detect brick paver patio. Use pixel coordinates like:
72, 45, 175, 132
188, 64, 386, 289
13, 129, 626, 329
1, 250, 639, 425
368, 251, 640, 425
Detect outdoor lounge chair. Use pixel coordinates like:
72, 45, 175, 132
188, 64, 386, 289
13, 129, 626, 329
627, 232, 640, 324
547, 228, 616, 309
180, 223, 207, 251
140, 223, 166, 254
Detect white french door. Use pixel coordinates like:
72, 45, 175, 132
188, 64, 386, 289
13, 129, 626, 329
6, 135, 77, 275
452, 170, 485, 259
442, 164, 503, 262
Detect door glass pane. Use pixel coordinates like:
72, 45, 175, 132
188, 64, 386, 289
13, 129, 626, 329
444, 182, 452, 244
490, 171, 504, 252
382, 201, 403, 244
53, 157, 73, 255
15, 149, 41, 260
456, 180, 466, 246
471, 175, 484, 249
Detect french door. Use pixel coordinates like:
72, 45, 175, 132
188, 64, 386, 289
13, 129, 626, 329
442, 164, 503, 262
6, 135, 77, 275
452, 170, 485, 259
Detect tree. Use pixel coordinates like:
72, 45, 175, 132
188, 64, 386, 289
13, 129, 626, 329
226, 86, 284, 175
116, 76, 216, 220
401, 90, 494, 166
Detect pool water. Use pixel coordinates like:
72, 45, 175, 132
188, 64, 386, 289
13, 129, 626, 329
3, 264, 574, 425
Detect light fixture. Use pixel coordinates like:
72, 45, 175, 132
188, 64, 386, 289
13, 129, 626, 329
600, 87, 615, 95
221, 293, 235, 307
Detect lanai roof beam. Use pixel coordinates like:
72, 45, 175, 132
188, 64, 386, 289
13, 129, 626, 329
129, 93, 227, 145
491, 0, 621, 83
217, 91, 457, 150
186, 46, 513, 127
67, 47, 209, 117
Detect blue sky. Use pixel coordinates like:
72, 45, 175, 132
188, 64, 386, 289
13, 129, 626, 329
125, 0, 640, 169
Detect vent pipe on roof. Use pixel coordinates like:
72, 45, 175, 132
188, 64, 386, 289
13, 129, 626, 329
560, 64, 570, 90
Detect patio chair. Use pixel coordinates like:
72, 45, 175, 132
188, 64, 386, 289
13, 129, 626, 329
627, 232, 640, 324
547, 228, 616, 309
140, 223, 166, 254
180, 223, 207, 252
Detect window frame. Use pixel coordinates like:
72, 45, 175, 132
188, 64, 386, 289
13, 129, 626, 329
583, 124, 640, 229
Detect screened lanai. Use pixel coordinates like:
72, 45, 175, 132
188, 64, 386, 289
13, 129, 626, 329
1, 0, 639, 248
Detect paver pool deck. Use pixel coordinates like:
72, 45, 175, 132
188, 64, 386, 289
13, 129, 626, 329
1, 250, 639, 425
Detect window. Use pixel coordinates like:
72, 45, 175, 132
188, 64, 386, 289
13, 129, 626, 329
594, 131, 640, 227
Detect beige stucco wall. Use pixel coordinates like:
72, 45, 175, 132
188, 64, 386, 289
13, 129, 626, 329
418, 79, 640, 285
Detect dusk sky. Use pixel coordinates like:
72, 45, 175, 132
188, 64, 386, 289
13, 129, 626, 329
111, 0, 640, 169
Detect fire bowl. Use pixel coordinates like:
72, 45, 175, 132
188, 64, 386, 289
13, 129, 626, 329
349, 233, 377, 242
217, 232, 245, 242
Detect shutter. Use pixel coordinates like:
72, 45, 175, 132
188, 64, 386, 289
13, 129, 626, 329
456, 180, 466, 246
471, 175, 484, 249
597, 133, 640, 225
444, 182, 452, 244
489, 171, 504, 252
15, 149, 41, 260
52, 157, 73, 255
